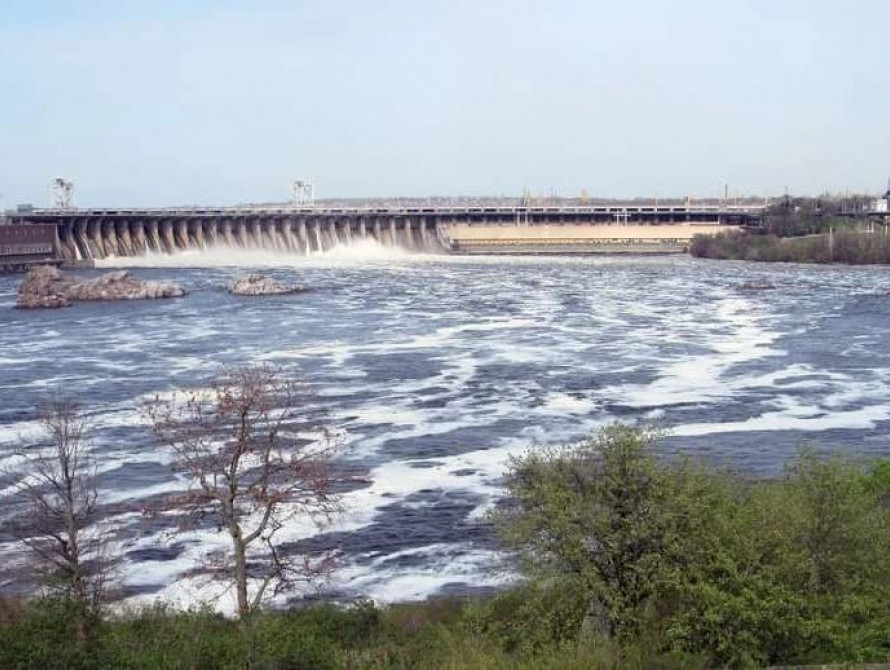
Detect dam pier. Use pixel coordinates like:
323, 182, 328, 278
1, 203, 763, 267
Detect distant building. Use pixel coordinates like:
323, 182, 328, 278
0, 223, 58, 272
872, 180, 890, 214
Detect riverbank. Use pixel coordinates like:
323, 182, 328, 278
0, 589, 709, 669
690, 229, 890, 264
4, 433, 890, 668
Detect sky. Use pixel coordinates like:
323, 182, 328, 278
0, 0, 888, 207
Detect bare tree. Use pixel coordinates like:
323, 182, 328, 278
6, 399, 107, 640
147, 363, 341, 619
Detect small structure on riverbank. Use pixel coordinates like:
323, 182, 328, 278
871, 180, 890, 217
16, 266, 185, 309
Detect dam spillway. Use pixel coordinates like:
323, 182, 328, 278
4, 204, 763, 262
15, 209, 446, 261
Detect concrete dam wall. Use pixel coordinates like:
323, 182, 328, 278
54, 216, 445, 261
4, 205, 761, 262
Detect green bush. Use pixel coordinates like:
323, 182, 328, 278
497, 426, 890, 666
0, 598, 93, 669
3, 427, 890, 668
462, 581, 587, 655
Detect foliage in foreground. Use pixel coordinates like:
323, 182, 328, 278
0, 594, 703, 670
498, 425, 890, 666
3, 426, 890, 668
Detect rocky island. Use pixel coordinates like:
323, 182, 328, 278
16, 266, 185, 309
228, 273, 304, 296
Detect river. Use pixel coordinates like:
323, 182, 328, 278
2, 246, 890, 609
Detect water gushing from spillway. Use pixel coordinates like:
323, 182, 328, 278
60, 218, 447, 262
95, 238, 423, 268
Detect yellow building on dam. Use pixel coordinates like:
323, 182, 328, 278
443, 222, 735, 254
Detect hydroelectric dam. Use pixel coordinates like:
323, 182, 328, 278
1, 203, 764, 266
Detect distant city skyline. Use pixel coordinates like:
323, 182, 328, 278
1, 0, 888, 208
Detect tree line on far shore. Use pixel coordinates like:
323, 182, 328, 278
691, 195, 890, 264
3, 370, 890, 667
690, 227, 890, 263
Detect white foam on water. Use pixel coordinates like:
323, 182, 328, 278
8, 255, 890, 612
333, 544, 517, 604
541, 392, 598, 415
307, 237, 418, 261
614, 294, 785, 408
0, 420, 44, 451
96, 239, 427, 269
676, 403, 890, 437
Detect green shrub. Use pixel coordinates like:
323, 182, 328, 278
497, 426, 890, 666
3, 428, 890, 668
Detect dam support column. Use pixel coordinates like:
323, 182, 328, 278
117, 220, 134, 256
160, 220, 175, 253
56, 221, 70, 261
296, 218, 308, 253
60, 221, 79, 260
129, 221, 145, 255
127, 220, 139, 255
221, 219, 234, 247
87, 219, 103, 258
104, 221, 121, 257
420, 216, 435, 252
305, 218, 317, 253
252, 219, 267, 249
201, 220, 214, 249
69, 221, 84, 260
175, 219, 190, 251
146, 220, 161, 252
195, 220, 206, 249
276, 218, 290, 252
234, 218, 248, 248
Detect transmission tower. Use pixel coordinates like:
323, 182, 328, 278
291, 178, 315, 206
51, 178, 75, 209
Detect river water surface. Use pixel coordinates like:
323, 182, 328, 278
2, 248, 890, 609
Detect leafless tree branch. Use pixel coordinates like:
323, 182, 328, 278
146, 363, 342, 619
3, 397, 111, 641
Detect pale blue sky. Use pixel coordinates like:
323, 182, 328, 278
1, 0, 888, 207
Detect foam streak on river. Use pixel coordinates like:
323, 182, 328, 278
2, 247, 890, 611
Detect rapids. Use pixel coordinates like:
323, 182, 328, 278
2, 247, 890, 611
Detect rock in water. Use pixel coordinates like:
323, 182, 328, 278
738, 281, 776, 291
229, 274, 304, 296
16, 266, 185, 309
65, 270, 185, 302
15, 267, 73, 309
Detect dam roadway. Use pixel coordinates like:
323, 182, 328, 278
5, 203, 763, 261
